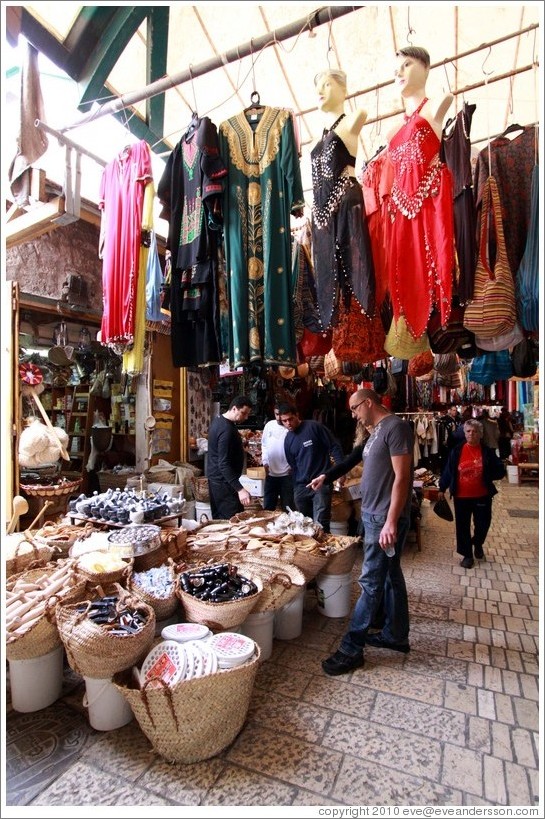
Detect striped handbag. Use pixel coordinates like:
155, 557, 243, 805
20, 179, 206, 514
463, 175, 517, 339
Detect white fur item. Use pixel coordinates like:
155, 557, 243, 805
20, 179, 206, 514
19, 419, 70, 467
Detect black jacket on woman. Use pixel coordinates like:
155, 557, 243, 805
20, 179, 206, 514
439, 442, 506, 498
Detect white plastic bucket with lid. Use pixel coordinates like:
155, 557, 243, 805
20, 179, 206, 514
506, 464, 520, 485
9, 644, 64, 712
83, 677, 133, 731
316, 571, 353, 618
240, 611, 274, 660
329, 520, 349, 536
274, 589, 305, 640
195, 501, 212, 522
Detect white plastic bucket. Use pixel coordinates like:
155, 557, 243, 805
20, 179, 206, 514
240, 611, 274, 660
195, 501, 212, 522
183, 500, 196, 520
83, 677, 133, 731
329, 520, 349, 535
9, 644, 64, 713
316, 571, 353, 618
274, 589, 305, 640
506, 464, 520, 485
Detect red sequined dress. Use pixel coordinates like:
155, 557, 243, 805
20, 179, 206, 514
386, 98, 454, 339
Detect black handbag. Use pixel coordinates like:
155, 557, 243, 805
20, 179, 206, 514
433, 498, 454, 522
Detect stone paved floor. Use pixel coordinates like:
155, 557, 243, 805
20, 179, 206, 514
3, 480, 541, 812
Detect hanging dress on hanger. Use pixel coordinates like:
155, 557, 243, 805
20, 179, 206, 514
158, 116, 227, 367
218, 107, 304, 369
99, 139, 153, 348
310, 115, 375, 330
440, 102, 477, 304
386, 98, 454, 340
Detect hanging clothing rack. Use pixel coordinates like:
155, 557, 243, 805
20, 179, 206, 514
54, 5, 360, 134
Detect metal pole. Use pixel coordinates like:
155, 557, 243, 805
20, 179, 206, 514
57, 5, 361, 133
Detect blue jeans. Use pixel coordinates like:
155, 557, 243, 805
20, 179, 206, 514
340, 512, 410, 655
263, 474, 294, 511
293, 484, 333, 533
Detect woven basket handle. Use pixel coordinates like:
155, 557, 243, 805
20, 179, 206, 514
140, 677, 179, 730
268, 571, 293, 589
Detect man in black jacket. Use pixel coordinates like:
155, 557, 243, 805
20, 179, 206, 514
207, 395, 253, 519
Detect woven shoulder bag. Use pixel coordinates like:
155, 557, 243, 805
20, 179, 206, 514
463, 175, 517, 339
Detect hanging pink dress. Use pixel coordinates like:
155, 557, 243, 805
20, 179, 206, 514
99, 139, 153, 347
386, 98, 454, 339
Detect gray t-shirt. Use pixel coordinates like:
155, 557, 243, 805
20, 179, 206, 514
361, 414, 414, 518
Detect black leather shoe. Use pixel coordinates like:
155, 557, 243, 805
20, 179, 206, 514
474, 545, 485, 560
365, 633, 410, 653
322, 650, 364, 676
460, 557, 474, 568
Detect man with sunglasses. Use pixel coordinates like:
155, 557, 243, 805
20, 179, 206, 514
308, 388, 414, 675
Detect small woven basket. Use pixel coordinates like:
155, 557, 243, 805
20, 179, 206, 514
144, 469, 176, 484
5, 537, 57, 578
56, 587, 156, 679
321, 537, 360, 575
127, 562, 179, 621
97, 472, 132, 492
191, 476, 210, 502
112, 646, 260, 764
175, 564, 264, 631
225, 552, 306, 613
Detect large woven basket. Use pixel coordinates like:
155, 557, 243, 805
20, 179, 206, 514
56, 587, 156, 678
20, 478, 82, 498
34, 521, 95, 561
112, 646, 260, 763
97, 472, 132, 492
5, 563, 87, 661
175, 564, 264, 631
246, 539, 329, 582
225, 553, 306, 613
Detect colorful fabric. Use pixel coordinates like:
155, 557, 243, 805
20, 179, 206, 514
386, 98, 455, 340
99, 139, 153, 347
219, 107, 304, 368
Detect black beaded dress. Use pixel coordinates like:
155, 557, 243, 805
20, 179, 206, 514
310, 114, 375, 330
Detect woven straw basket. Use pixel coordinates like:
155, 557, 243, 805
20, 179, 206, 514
5, 538, 57, 579
6, 565, 87, 661
223, 552, 306, 612
191, 476, 210, 502
322, 537, 360, 575
112, 646, 260, 763
175, 565, 264, 630
127, 563, 179, 621
247, 539, 329, 582
56, 588, 156, 679
20, 478, 82, 498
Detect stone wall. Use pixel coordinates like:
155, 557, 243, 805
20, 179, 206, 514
6, 219, 103, 313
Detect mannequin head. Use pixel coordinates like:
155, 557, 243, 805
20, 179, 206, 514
314, 69, 347, 112
394, 46, 430, 98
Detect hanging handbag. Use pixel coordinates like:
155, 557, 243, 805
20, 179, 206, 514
469, 350, 513, 386
407, 350, 434, 378
475, 321, 524, 353
427, 302, 475, 355
511, 337, 538, 379
332, 302, 386, 364
517, 165, 539, 332
463, 175, 517, 339
384, 316, 430, 360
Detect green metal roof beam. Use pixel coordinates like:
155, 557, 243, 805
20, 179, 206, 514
77, 7, 150, 112
146, 7, 170, 138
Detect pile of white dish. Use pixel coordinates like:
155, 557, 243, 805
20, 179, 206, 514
134, 625, 256, 688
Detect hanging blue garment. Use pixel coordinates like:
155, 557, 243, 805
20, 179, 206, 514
146, 231, 164, 321
516, 164, 539, 331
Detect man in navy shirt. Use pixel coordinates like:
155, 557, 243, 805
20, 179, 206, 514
278, 402, 344, 533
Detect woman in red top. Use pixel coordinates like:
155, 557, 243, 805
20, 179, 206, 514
438, 419, 506, 568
